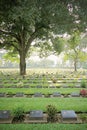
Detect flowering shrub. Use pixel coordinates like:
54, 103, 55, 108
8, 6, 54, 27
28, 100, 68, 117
80, 89, 87, 97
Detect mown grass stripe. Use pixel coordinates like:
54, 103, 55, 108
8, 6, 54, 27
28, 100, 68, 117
0, 124, 87, 130
0, 97, 87, 112
0, 88, 84, 94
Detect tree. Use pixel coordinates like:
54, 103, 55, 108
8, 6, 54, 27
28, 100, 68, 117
0, 0, 86, 75
0, 0, 73, 75
64, 30, 87, 71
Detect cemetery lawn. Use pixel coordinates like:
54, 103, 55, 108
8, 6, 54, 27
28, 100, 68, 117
0, 97, 87, 112
0, 88, 83, 94
0, 124, 87, 130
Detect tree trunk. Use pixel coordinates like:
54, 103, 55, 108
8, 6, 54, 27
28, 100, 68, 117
74, 60, 77, 72
18, 28, 34, 75
19, 51, 26, 75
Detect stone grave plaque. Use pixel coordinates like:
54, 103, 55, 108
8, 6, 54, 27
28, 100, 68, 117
16, 92, 24, 97
61, 110, 77, 120
57, 80, 62, 83
48, 81, 52, 83
0, 93, 5, 97
53, 92, 61, 97
0, 110, 10, 119
36, 86, 42, 88
29, 110, 43, 120
24, 85, 30, 88
71, 92, 80, 97
34, 92, 43, 97
62, 85, 68, 88
75, 84, 81, 88
50, 86, 56, 88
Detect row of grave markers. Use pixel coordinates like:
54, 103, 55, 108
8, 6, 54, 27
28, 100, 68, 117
0, 110, 82, 124
0, 92, 83, 98
0, 84, 82, 88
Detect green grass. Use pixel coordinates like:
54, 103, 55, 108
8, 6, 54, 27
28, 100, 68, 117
0, 88, 84, 94
0, 124, 87, 130
0, 97, 87, 112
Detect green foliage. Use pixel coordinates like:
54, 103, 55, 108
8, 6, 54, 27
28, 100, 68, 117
78, 51, 87, 62
65, 30, 81, 61
81, 80, 86, 88
46, 104, 57, 122
13, 106, 24, 121
80, 114, 87, 121
64, 30, 87, 71
68, 30, 80, 49
3, 51, 19, 63
37, 41, 52, 58
52, 37, 64, 54
73, 0, 87, 31
51, 77, 57, 83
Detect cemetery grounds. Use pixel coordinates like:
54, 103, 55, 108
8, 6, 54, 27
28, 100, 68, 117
0, 68, 87, 130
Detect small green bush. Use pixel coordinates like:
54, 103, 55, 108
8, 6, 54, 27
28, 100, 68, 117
51, 77, 57, 83
13, 107, 24, 121
44, 93, 50, 98
46, 104, 57, 122
80, 114, 87, 122
81, 80, 86, 88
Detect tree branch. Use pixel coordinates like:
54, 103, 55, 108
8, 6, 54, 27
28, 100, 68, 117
10, 43, 20, 52
0, 29, 21, 43
25, 26, 43, 53
0, 29, 16, 37
1, 40, 20, 52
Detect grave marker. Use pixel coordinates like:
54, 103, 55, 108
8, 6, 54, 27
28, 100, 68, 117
36, 86, 42, 88
0, 93, 5, 97
0, 110, 10, 119
29, 110, 43, 120
50, 86, 56, 88
71, 92, 80, 97
16, 92, 24, 97
61, 110, 77, 121
34, 93, 43, 97
53, 92, 61, 97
